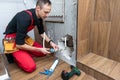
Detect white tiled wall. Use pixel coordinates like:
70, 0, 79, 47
49, 0, 64, 17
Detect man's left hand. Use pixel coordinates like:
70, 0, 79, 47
50, 42, 59, 51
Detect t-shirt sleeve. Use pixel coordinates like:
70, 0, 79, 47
37, 19, 45, 34
15, 12, 31, 45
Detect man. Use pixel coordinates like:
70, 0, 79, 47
3, 0, 58, 73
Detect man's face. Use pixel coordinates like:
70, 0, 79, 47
36, 3, 51, 19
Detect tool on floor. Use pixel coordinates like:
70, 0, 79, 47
39, 58, 59, 78
61, 65, 81, 80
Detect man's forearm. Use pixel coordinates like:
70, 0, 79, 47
16, 44, 41, 52
40, 32, 59, 50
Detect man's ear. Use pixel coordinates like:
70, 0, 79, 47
36, 6, 41, 11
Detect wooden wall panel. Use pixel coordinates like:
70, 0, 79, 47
77, 0, 120, 62
94, 0, 111, 21
77, 0, 95, 41
109, 0, 120, 61
77, 39, 89, 60
77, 0, 95, 59
89, 0, 120, 62
90, 22, 111, 57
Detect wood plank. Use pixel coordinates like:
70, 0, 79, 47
90, 22, 111, 57
77, 62, 114, 80
77, 39, 89, 60
96, 59, 117, 75
78, 53, 98, 63
0, 55, 6, 75
78, 53, 119, 80
80, 74, 96, 80
77, 0, 95, 40
70, 71, 97, 80
81, 53, 117, 75
109, 63, 120, 80
77, 0, 95, 57
109, 0, 120, 62
94, 0, 111, 21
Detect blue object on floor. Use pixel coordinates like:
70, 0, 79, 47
39, 69, 53, 76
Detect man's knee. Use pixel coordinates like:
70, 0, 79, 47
24, 64, 36, 73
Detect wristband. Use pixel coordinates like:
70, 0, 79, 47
48, 40, 53, 45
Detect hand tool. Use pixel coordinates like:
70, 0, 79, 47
39, 59, 59, 79
61, 65, 81, 80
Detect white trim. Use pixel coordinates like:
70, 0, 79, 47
0, 67, 10, 80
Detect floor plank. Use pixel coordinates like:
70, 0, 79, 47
8, 55, 96, 80
78, 53, 120, 80
109, 63, 120, 80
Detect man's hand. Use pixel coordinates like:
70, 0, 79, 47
39, 48, 51, 54
50, 41, 59, 51
40, 32, 59, 51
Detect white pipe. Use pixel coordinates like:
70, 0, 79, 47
43, 32, 45, 48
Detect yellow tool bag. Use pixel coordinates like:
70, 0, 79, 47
25, 35, 35, 46
3, 36, 35, 54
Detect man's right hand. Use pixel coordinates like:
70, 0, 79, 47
39, 48, 51, 54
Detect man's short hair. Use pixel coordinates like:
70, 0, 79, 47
36, 0, 51, 8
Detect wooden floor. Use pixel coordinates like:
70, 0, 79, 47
7, 55, 96, 80
0, 55, 6, 75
